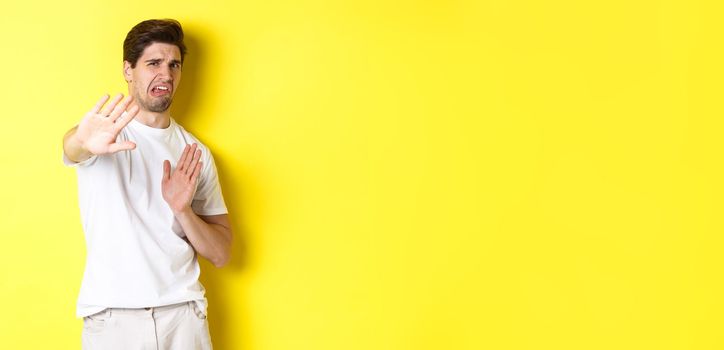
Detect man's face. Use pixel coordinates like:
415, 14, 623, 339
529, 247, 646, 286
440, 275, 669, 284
124, 42, 182, 113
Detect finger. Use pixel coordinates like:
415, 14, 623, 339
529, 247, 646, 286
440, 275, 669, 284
187, 149, 202, 178
107, 141, 136, 153
89, 94, 110, 114
109, 95, 134, 121
163, 160, 171, 181
183, 144, 198, 175
112, 105, 139, 132
100, 93, 124, 116
177, 144, 191, 172
190, 161, 203, 183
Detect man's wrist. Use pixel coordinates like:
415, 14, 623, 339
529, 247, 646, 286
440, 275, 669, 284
64, 133, 92, 163
173, 205, 195, 218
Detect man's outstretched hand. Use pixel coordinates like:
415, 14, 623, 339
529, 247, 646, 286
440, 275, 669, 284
162, 143, 203, 215
74, 94, 139, 156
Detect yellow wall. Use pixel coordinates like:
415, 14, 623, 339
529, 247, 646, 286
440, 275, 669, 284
1, 0, 722, 349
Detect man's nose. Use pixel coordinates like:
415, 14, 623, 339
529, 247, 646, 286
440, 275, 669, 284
159, 65, 173, 79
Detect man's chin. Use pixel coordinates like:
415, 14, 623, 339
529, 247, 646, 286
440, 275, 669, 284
146, 98, 172, 113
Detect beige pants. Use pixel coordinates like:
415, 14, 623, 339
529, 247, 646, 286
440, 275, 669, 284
81, 301, 213, 350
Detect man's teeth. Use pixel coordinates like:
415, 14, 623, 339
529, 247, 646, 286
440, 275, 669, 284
156, 86, 169, 91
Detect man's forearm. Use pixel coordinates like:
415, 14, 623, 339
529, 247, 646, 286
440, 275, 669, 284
63, 126, 92, 163
175, 208, 232, 267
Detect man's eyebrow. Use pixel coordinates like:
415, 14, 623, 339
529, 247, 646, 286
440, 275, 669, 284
144, 58, 182, 65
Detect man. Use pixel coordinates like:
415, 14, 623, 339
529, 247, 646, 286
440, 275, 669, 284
62, 19, 231, 350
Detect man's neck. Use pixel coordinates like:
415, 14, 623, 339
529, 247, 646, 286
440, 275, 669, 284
133, 108, 171, 129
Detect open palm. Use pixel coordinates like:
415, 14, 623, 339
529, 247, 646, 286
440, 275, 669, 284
77, 94, 139, 155
162, 143, 203, 214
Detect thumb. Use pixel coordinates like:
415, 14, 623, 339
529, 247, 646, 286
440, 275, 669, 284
108, 141, 136, 154
163, 160, 171, 181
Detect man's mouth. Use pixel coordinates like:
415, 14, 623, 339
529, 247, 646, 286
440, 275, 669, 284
150, 84, 172, 97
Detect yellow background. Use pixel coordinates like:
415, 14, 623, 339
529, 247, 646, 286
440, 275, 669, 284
1, 0, 722, 349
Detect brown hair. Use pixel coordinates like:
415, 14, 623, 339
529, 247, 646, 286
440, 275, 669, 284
123, 19, 187, 68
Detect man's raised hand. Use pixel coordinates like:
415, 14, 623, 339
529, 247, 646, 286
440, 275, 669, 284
162, 143, 203, 215
75, 94, 139, 156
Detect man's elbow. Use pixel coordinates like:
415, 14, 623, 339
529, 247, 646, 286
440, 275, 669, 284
209, 227, 232, 267
211, 253, 230, 268
210, 244, 231, 268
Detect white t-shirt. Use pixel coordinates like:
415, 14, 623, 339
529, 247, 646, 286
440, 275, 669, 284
64, 118, 227, 318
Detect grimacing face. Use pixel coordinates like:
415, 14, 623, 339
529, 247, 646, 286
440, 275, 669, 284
124, 42, 182, 113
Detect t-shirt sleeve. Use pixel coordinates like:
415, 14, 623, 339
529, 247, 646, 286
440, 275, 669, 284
191, 149, 228, 216
62, 151, 98, 167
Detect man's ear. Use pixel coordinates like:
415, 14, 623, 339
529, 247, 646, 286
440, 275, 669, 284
123, 61, 133, 83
